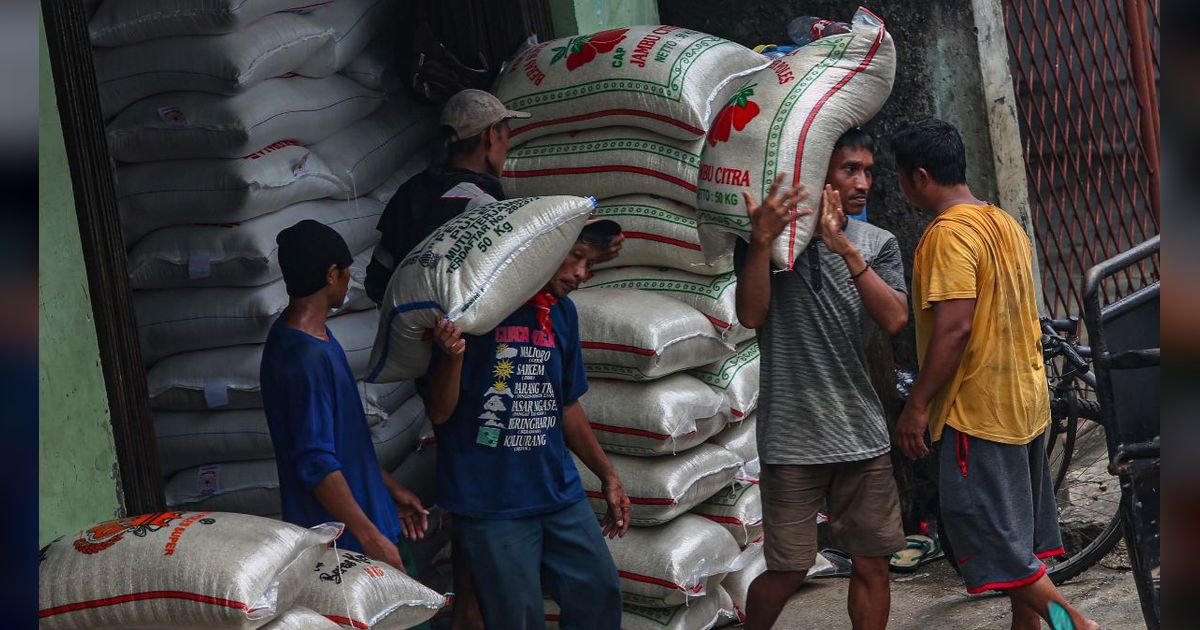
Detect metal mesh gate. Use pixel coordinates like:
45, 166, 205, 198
1004, 0, 1160, 317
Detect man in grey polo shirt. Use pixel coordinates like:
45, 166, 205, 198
737, 129, 910, 630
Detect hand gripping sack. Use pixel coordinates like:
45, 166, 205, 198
38, 513, 341, 629
688, 339, 761, 420
591, 196, 732, 275
296, 548, 446, 629
371, 395, 428, 471
93, 13, 336, 117
107, 75, 384, 162
88, 0, 333, 47
707, 413, 760, 483
494, 26, 769, 143
294, 0, 404, 77
165, 460, 281, 515
116, 142, 344, 246
603, 514, 741, 607
695, 8, 896, 270
263, 607, 341, 629
572, 288, 733, 381
147, 309, 379, 410
367, 196, 594, 382
127, 198, 382, 290
690, 483, 764, 548
581, 374, 727, 456
155, 409, 275, 477
585, 267, 747, 339
501, 128, 703, 206
574, 444, 742, 526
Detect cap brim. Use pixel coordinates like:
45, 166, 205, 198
504, 109, 532, 120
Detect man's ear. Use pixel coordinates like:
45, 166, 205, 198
326, 263, 340, 285
915, 167, 932, 189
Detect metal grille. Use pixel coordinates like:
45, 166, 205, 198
1004, 0, 1160, 317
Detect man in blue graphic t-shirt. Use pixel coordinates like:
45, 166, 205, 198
420, 219, 631, 629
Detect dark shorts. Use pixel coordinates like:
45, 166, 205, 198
939, 425, 1065, 594
760, 454, 906, 572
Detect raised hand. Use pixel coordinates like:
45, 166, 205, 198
745, 172, 813, 246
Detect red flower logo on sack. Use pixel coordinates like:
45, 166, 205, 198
72, 512, 184, 555
707, 84, 762, 146
550, 28, 629, 71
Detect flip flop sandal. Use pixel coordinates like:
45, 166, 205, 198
1048, 602, 1075, 630
889, 534, 944, 573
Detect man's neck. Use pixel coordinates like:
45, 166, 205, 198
931, 185, 986, 216
447, 152, 491, 176
282, 296, 330, 339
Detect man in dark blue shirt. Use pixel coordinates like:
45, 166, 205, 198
420, 219, 630, 629
261, 219, 428, 572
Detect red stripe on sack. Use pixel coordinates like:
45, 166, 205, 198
1036, 547, 1067, 560
589, 422, 676, 440
324, 614, 370, 629
617, 570, 704, 593
622, 231, 703, 251
585, 490, 676, 506
730, 408, 746, 418
581, 341, 657, 356
700, 514, 746, 526
510, 109, 705, 138
501, 166, 697, 193
40, 592, 249, 618
785, 31, 886, 268
546, 614, 561, 622
705, 315, 734, 330
966, 564, 1047, 594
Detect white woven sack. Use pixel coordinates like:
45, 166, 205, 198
501, 128, 703, 206
574, 444, 742, 526
39, 513, 340, 629
580, 374, 726, 456
367, 195, 594, 382
165, 460, 280, 515
494, 26, 769, 143
360, 380, 416, 426
93, 13, 335, 117
584, 267, 747, 339
116, 142, 344, 245
297, 548, 445, 629
390, 438, 437, 508
688, 339, 760, 420
147, 309, 379, 411
342, 35, 402, 92
372, 395, 427, 472
88, 0, 331, 47
690, 483, 763, 548
622, 587, 734, 630
696, 8, 896, 270
707, 413, 760, 483
107, 75, 384, 162
127, 197, 382, 290
311, 97, 441, 199
602, 514, 741, 607
295, 0, 403, 77
572, 288, 733, 382
591, 195, 732, 275
367, 146, 436, 204
155, 409, 273, 478
263, 607, 341, 629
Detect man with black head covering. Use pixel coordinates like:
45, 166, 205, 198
261, 219, 429, 573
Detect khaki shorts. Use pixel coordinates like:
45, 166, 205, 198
760, 454, 906, 572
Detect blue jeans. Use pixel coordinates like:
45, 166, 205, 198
453, 499, 621, 630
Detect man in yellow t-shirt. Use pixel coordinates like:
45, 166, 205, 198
891, 119, 1097, 630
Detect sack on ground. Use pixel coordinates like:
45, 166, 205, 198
165, 460, 280, 516
93, 13, 335, 117
296, 548, 446, 629
107, 75, 383, 162
584, 266, 747, 339
127, 198, 381, 290
690, 483, 763, 548
707, 413, 760, 483
295, 0, 404, 77
371, 395, 428, 472
581, 374, 726, 456
311, 97, 440, 199
501, 128, 703, 206
591, 196, 732, 275
494, 26, 768, 143
39, 512, 339, 629
155, 410, 274, 478
621, 586, 735, 630
263, 607, 341, 629
342, 35, 403, 92
116, 142, 344, 246
688, 339, 760, 420
88, 0, 329, 47
572, 288, 733, 381
602, 514, 742, 607
575, 444, 742, 526
367, 196, 593, 382
696, 8, 896, 270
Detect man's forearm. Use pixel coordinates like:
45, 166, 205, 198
563, 403, 617, 482
842, 248, 909, 334
735, 240, 774, 329
420, 352, 463, 425
313, 470, 384, 543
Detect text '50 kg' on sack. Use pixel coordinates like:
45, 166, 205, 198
602, 514, 742, 607
296, 548, 446, 629
501, 128, 703, 206
494, 26, 769, 143
367, 196, 594, 383
581, 374, 726, 456
585, 267, 747, 339
39, 512, 341, 629
591, 196, 732, 276
572, 288, 733, 381
696, 8, 896, 270
688, 339, 761, 420
88, 0, 333, 47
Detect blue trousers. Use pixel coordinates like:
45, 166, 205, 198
453, 499, 622, 630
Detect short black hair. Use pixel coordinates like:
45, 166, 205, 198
834, 127, 874, 154
890, 118, 968, 185
577, 221, 619, 251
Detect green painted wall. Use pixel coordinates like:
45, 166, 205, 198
38, 13, 123, 547
550, 0, 660, 37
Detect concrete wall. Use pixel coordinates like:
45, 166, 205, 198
38, 14, 123, 546
550, 0, 660, 37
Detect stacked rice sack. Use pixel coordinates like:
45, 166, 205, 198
91, 0, 441, 522
492, 25, 774, 628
